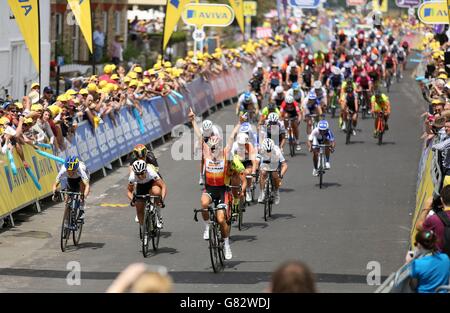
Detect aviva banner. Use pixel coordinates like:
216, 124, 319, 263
182, 3, 235, 28
7, 0, 40, 72
163, 0, 192, 50
67, 0, 93, 53
418, 1, 449, 24
229, 0, 245, 33
0, 146, 58, 217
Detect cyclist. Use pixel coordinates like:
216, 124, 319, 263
311, 81, 328, 113
383, 52, 397, 86
258, 138, 288, 205
239, 121, 258, 148
355, 71, 372, 113
260, 112, 287, 149
259, 102, 280, 127
302, 65, 314, 90
267, 64, 283, 92
280, 95, 302, 151
286, 82, 305, 104
129, 144, 159, 175
396, 47, 406, 79
128, 160, 167, 232
230, 133, 258, 203
271, 86, 286, 109
340, 84, 359, 135
302, 92, 323, 135
236, 91, 258, 120
368, 62, 382, 92
198, 120, 220, 185
52, 156, 90, 220
326, 66, 344, 110
249, 73, 264, 109
307, 120, 336, 176
371, 90, 391, 137
286, 61, 300, 86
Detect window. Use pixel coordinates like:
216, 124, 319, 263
72, 24, 79, 61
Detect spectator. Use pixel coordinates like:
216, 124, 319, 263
111, 35, 124, 66
417, 185, 450, 256
93, 25, 105, 63
40, 86, 55, 107
106, 263, 173, 293
269, 260, 317, 293
405, 229, 450, 293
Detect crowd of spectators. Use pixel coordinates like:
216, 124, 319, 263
0, 36, 283, 165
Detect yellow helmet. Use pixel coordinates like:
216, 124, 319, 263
103, 64, 112, 74
127, 71, 137, 79
188, 51, 194, 57
164, 61, 172, 68
110, 64, 117, 72
110, 74, 120, 80
129, 80, 138, 87
143, 78, 151, 84
134, 66, 143, 73
123, 76, 131, 83
14, 102, 24, 110
0, 116, 10, 125
137, 82, 145, 88
79, 88, 89, 95
47, 105, 61, 118
99, 80, 108, 88
153, 63, 162, 70
65, 89, 77, 96
57, 94, 68, 102
87, 83, 97, 92
106, 83, 116, 91
31, 104, 44, 112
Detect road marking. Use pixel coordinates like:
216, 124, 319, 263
99, 203, 128, 208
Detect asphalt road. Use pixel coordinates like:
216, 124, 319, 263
0, 67, 425, 293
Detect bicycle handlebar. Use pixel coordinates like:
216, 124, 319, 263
133, 194, 165, 208
193, 205, 227, 222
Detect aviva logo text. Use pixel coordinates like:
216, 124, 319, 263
418, 1, 450, 24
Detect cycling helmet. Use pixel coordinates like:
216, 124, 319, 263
289, 61, 297, 67
275, 86, 284, 94
243, 91, 252, 102
262, 138, 275, 152
133, 144, 147, 159
132, 160, 147, 174
300, 43, 306, 49
237, 132, 249, 145
313, 81, 322, 89
308, 92, 317, 100
318, 120, 329, 131
202, 119, 213, 136
332, 66, 340, 75
375, 89, 382, 97
257, 61, 263, 68
239, 122, 251, 133
267, 102, 277, 111
285, 95, 294, 104
65, 156, 80, 171
268, 112, 279, 123
292, 82, 300, 90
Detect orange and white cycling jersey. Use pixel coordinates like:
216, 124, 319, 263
205, 158, 226, 187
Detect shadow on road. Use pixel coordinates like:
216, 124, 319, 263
279, 188, 295, 193
75, 242, 106, 250
230, 235, 257, 242
314, 182, 342, 188
240, 222, 268, 230
269, 213, 295, 220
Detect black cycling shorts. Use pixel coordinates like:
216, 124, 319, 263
136, 180, 156, 196
67, 177, 82, 192
204, 185, 227, 207
242, 160, 253, 169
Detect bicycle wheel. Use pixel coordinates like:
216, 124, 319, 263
142, 210, 151, 257
386, 76, 391, 93
238, 201, 243, 231
60, 208, 70, 252
209, 225, 223, 273
151, 212, 160, 251
289, 138, 295, 157
72, 208, 83, 246
345, 122, 351, 145
319, 171, 323, 189
378, 130, 383, 145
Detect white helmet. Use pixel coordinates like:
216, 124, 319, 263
257, 61, 263, 68
237, 132, 249, 145
332, 66, 340, 75
300, 43, 306, 49
313, 81, 322, 89
202, 120, 213, 136
289, 61, 297, 67
267, 112, 279, 123
262, 138, 275, 152
285, 95, 294, 104
275, 86, 284, 94
132, 160, 147, 174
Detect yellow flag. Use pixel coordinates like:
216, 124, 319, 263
67, 0, 93, 53
229, 0, 245, 34
7, 0, 40, 72
163, 0, 192, 50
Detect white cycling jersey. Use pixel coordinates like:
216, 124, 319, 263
259, 145, 285, 171
238, 93, 258, 109
128, 165, 159, 185
286, 88, 305, 103
56, 161, 90, 183
230, 142, 257, 162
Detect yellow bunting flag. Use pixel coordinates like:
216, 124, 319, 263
67, 0, 93, 53
163, 0, 192, 50
7, 0, 40, 72
229, 0, 245, 34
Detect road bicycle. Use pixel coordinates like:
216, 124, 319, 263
135, 194, 164, 257
59, 190, 84, 252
